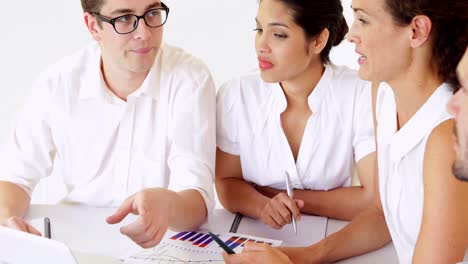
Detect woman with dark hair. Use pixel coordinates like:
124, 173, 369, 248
223, 0, 468, 263
215, 0, 377, 230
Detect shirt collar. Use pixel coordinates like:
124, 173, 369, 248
79, 43, 163, 102
78, 44, 108, 100
127, 45, 164, 101
271, 64, 333, 113
307, 64, 333, 113
378, 82, 453, 160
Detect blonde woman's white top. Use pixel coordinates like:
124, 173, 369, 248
217, 65, 375, 190
376, 82, 453, 263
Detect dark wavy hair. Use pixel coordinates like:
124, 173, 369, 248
385, 0, 468, 92
275, 0, 349, 64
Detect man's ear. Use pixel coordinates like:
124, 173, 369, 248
409, 15, 432, 48
84, 12, 102, 42
309, 28, 330, 55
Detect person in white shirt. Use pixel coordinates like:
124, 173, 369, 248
449, 47, 468, 264
216, 0, 376, 231
224, 0, 468, 263
0, 0, 216, 249
449, 48, 468, 182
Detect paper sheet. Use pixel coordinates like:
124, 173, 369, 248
0, 226, 77, 264
237, 214, 327, 246
123, 231, 282, 264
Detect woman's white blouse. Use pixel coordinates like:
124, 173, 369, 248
376, 82, 453, 263
217, 65, 375, 190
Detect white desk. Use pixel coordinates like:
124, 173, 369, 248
327, 219, 468, 263
326, 219, 398, 264
26, 205, 141, 260
25, 205, 403, 263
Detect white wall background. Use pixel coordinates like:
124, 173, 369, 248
0, 0, 357, 203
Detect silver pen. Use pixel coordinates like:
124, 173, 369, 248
285, 171, 297, 235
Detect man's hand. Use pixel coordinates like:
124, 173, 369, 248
106, 188, 174, 248
223, 242, 293, 264
259, 192, 304, 229
1, 216, 42, 236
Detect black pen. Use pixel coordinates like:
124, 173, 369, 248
208, 232, 235, 254
44, 217, 51, 239
229, 213, 243, 233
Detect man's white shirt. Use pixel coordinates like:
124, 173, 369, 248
0, 42, 216, 212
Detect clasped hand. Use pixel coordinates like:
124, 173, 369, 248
259, 192, 304, 229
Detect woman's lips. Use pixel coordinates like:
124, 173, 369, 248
355, 50, 367, 65
358, 55, 367, 65
258, 58, 274, 70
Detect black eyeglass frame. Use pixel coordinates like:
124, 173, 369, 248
92, 2, 170, 34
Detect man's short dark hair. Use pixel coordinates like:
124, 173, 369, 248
81, 0, 106, 13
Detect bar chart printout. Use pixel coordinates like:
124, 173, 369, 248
123, 231, 282, 263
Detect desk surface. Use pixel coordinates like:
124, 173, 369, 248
26, 205, 141, 259
25, 205, 401, 263
326, 219, 399, 264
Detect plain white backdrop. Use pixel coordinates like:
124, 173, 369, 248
0, 0, 357, 203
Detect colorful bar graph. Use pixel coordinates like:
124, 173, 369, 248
180, 232, 197, 241
241, 239, 256, 247
193, 233, 210, 246
229, 237, 247, 250
169, 231, 275, 250
170, 231, 188, 240
199, 237, 213, 248
189, 233, 204, 242
225, 236, 239, 246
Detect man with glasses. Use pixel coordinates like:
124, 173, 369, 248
0, 0, 216, 248
449, 48, 468, 182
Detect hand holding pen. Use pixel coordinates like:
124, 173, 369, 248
208, 232, 235, 254
258, 174, 303, 230
210, 232, 294, 264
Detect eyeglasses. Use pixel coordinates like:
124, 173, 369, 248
92, 2, 169, 34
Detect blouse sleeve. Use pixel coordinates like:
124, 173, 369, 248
353, 80, 376, 162
216, 79, 241, 156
